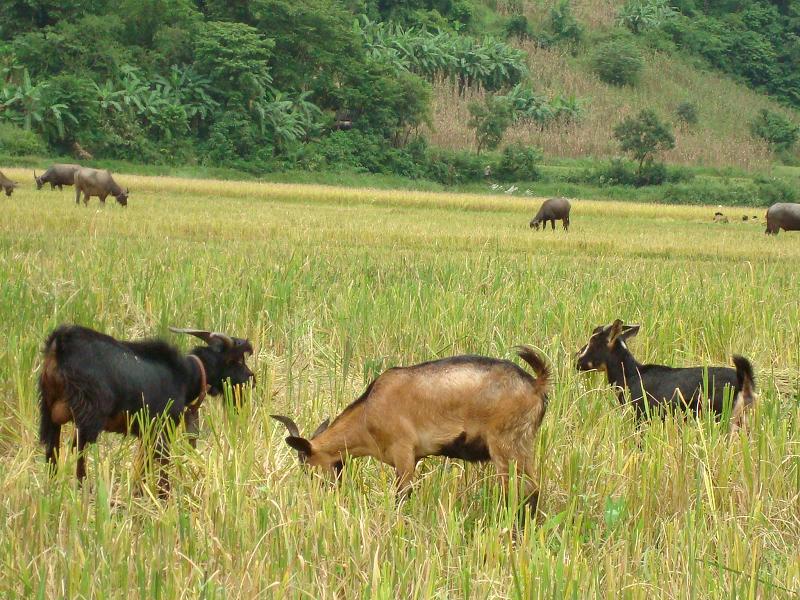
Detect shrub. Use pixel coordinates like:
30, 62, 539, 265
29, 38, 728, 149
495, 144, 542, 182
663, 177, 796, 207
749, 109, 799, 153
505, 15, 532, 40
578, 158, 692, 187
0, 123, 46, 155
753, 175, 797, 204
548, 0, 583, 46
424, 148, 486, 185
591, 36, 644, 86
675, 101, 699, 126
613, 109, 675, 175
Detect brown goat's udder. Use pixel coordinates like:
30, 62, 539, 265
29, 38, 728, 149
437, 432, 491, 462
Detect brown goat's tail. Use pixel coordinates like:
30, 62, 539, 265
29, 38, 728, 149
730, 355, 755, 433
513, 345, 551, 393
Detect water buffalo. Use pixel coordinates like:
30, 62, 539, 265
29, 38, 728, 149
0, 170, 18, 197
530, 197, 571, 231
74, 167, 129, 207
765, 203, 800, 235
35, 164, 80, 190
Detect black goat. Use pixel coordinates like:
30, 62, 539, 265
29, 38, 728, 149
575, 320, 755, 428
39, 325, 254, 493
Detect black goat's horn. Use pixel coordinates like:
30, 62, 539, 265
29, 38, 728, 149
169, 327, 234, 348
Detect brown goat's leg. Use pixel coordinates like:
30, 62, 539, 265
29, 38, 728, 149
520, 459, 540, 520
489, 444, 538, 524
388, 444, 416, 500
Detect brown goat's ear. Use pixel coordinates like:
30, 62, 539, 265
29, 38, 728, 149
285, 436, 313, 456
621, 324, 640, 340
311, 418, 330, 438
271, 414, 300, 438
607, 319, 625, 347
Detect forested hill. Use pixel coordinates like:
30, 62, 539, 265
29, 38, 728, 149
0, 0, 798, 178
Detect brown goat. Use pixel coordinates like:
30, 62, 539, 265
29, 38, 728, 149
272, 346, 550, 519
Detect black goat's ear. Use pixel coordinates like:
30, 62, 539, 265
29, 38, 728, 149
621, 324, 640, 340
285, 436, 313, 456
311, 418, 330, 438
226, 339, 254, 360
607, 319, 624, 347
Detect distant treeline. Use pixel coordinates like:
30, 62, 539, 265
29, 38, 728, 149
0, 0, 797, 174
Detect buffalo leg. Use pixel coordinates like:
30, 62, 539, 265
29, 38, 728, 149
550, 220, 556, 230
563, 217, 569, 231
83, 193, 91, 206
75, 187, 81, 204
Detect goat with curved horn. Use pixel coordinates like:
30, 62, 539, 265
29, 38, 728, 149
169, 327, 235, 348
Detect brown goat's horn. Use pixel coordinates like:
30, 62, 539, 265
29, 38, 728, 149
270, 415, 300, 438
311, 418, 330, 438
169, 327, 235, 348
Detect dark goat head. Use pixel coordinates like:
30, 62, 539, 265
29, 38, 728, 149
575, 319, 640, 372
170, 326, 255, 395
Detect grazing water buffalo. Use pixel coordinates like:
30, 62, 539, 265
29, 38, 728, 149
35, 164, 80, 190
74, 167, 129, 206
765, 203, 800, 235
529, 197, 571, 231
0, 170, 18, 196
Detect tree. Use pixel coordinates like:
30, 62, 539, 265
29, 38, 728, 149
750, 109, 799, 153
613, 109, 675, 175
193, 21, 274, 107
467, 95, 512, 154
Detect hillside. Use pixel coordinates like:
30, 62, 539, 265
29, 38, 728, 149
429, 0, 800, 169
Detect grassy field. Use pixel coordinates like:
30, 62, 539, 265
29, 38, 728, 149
0, 168, 798, 598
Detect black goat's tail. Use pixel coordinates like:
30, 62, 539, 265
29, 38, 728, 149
513, 345, 551, 394
730, 355, 756, 433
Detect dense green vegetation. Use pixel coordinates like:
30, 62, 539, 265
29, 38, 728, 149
0, 0, 798, 194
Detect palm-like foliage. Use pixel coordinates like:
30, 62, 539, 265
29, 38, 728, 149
0, 69, 77, 139
495, 84, 587, 129
252, 90, 323, 149
358, 17, 526, 92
